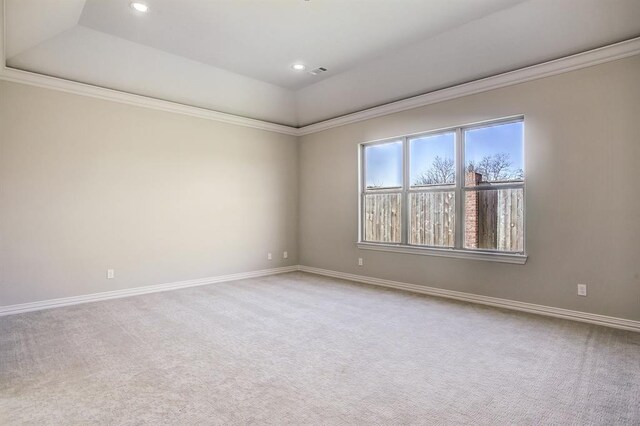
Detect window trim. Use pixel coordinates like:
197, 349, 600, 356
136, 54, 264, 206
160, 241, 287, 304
358, 116, 527, 264
356, 242, 527, 264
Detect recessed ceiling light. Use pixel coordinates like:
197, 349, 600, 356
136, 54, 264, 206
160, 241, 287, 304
291, 64, 306, 71
130, 2, 149, 13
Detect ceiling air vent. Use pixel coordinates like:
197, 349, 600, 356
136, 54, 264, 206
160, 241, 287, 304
308, 67, 327, 76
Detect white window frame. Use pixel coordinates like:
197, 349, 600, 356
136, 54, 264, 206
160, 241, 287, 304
357, 116, 527, 264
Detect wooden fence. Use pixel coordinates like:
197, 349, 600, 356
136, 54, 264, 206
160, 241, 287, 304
477, 189, 524, 252
409, 192, 455, 247
364, 188, 523, 252
364, 193, 402, 243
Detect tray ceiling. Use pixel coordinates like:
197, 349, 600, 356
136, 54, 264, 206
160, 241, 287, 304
4, 0, 640, 127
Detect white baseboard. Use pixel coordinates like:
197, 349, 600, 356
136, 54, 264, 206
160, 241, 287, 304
3, 265, 638, 333
298, 265, 640, 333
0, 265, 299, 316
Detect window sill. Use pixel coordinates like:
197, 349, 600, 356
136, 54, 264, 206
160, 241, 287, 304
356, 242, 527, 264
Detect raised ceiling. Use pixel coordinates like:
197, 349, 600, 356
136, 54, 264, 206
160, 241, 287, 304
77, 0, 521, 90
4, 0, 640, 127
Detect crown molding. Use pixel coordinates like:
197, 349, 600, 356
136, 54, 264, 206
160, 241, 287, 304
0, 67, 300, 135
0, 1, 298, 136
1, 0, 639, 138
296, 37, 640, 136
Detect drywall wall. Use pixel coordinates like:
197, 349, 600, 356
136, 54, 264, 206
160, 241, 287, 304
0, 80, 298, 306
298, 55, 640, 321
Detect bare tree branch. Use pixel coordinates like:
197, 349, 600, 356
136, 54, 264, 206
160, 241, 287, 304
466, 153, 521, 181
413, 156, 455, 185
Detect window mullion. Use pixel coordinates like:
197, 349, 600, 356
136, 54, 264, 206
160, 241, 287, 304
402, 137, 409, 245
454, 127, 464, 250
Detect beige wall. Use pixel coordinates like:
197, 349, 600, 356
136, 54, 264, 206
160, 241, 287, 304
0, 81, 298, 306
2, 56, 639, 321
299, 56, 640, 321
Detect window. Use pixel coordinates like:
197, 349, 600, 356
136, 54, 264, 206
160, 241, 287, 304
363, 140, 403, 243
359, 117, 526, 263
463, 121, 524, 252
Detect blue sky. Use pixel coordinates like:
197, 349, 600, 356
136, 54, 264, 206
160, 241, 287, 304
465, 121, 523, 171
365, 121, 523, 188
410, 132, 455, 184
364, 141, 403, 188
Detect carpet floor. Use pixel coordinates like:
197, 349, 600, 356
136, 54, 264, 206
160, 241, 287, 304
1, 272, 639, 425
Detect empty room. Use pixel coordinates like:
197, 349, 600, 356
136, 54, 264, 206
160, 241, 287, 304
1, 0, 639, 424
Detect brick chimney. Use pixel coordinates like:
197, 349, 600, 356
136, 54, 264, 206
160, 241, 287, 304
464, 171, 482, 248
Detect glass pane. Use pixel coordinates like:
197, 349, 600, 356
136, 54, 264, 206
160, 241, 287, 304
364, 193, 402, 243
364, 141, 403, 189
464, 188, 524, 252
409, 132, 455, 187
464, 121, 523, 184
410, 192, 455, 247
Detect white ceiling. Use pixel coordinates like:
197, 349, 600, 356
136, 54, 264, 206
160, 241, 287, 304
4, 0, 640, 127
297, 0, 640, 124
77, 0, 521, 90
4, 0, 85, 58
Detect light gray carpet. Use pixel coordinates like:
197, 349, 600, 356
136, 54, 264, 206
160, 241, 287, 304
1, 272, 639, 425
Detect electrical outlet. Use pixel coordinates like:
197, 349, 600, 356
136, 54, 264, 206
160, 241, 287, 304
107, 269, 115, 279
577, 283, 587, 296
283, 251, 288, 259
358, 258, 363, 266
267, 252, 272, 260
